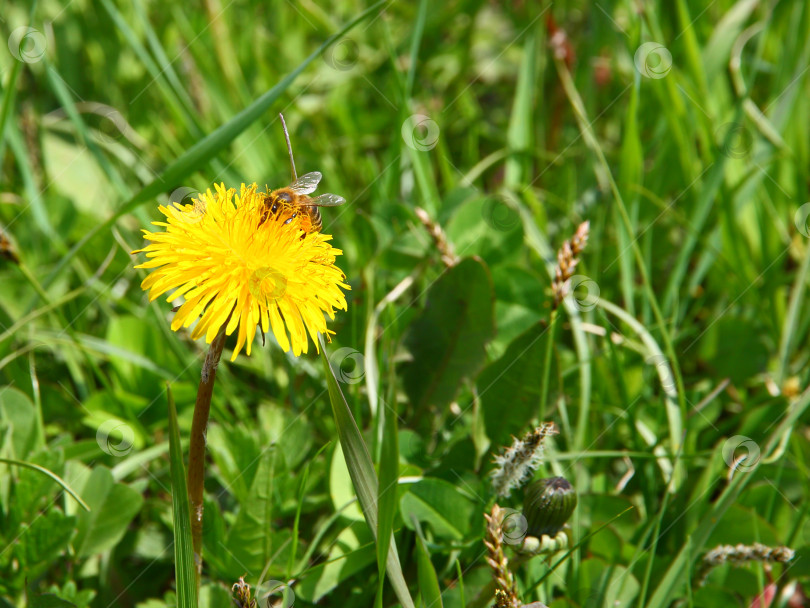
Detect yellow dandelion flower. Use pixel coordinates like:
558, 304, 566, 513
133, 183, 349, 360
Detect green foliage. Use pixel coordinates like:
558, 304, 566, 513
479, 321, 557, 447
403, 257, 495, 414
2, 0, 810, 606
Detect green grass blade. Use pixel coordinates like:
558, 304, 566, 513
594, 296, 683, 486
405, 0, 428, 99
376, 398, 399, 588
646, 387, 810, 607
0, 0, 36, 160
0, 457, 90, 512
166, 385, 197, 607
552, 56, 687, 456
44, 63, 130, 197
0, 59, 22, 162
504, 28, 537, 189
414, 520, 443, 608
319, 336, 415, 608
777, 238, 810, 385
5, 121, 63, 247
660, 115, 740, 317
98, 0, 202, 138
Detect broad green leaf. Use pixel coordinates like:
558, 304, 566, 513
489, 264, 545, 355
576, 558, 640, 608
296, 525, 377, 602
65, 463, 143, 558
167, 386, 196, 608
478, 320, 556, 447
41, 133, 116, 216
17, 508, 76, 570
105, 315, 175, 390
402, 257, 495, 413
446, 196, 524, 266
6, 450, 63, 520
0, 386, 39, 458
224, 447, 287, 575
29, 594, 75, 608
38, 581, 95, 608
704, 503, 780, 547
400, 478, 477, 541
198, 583, 234, 608
207, 423, 262, 504
256, 403, 313, 470
330, 442, 365, 522
698, 317, 769, 384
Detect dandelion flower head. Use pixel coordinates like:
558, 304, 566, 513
134, 183, 349, 360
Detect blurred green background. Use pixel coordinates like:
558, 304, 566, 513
1, 0, 809, 606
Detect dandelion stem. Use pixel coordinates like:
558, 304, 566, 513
187, 327, 228, 587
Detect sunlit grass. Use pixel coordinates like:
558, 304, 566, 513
1, 1, 809, 607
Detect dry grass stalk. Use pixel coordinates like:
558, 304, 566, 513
415, 206, 459, 267
484, 504, 521, 608
552, 220, 590, 309
697, 542, 795, 586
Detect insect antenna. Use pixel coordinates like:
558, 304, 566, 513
279, 113, 298, 181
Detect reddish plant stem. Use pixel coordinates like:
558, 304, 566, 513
187, 328, 227, 586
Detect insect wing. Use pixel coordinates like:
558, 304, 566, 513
309, 193, 346, 207
289, 171, 322, 195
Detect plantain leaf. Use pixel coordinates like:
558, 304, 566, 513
478, 320, 556, 447
402, 257, 495, 413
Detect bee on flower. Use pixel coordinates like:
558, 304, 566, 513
133, 118, 349, 360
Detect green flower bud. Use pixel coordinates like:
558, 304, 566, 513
523, 476, 577, 538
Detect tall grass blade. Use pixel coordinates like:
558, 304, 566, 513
167, 385, 197, 607
319, 335, 415, 608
